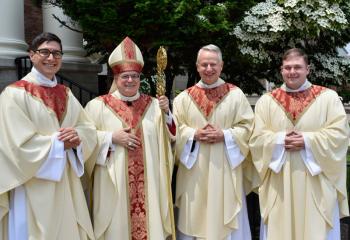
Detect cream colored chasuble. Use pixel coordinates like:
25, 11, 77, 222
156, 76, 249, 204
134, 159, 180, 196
0, 69, 96, 240
85, 91, 175, 240
249, 82, 349, 240
173, 79, 255, 240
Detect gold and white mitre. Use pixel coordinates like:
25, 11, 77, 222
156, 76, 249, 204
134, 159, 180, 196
108, 36, 144, 74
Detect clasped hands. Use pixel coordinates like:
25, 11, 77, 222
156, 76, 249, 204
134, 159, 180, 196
110, 96, 169, 151
284, 130, 305, 151
194, 123, 224, 144
58, 127, 81, 150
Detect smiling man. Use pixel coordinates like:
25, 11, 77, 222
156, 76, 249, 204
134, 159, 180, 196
249, 48, 349, 240
173, 44, 254, 240
0, 32, 97, 239
85, 37, 176, 240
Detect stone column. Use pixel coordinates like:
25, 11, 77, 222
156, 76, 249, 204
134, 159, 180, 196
0, 0, 28, 58
41, 3, 102, 97
0, 0, 29, 90
42, 3, 88, 63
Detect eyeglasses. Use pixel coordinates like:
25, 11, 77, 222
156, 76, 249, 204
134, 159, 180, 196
35, 48, 63, 59
120, 74, 140, 80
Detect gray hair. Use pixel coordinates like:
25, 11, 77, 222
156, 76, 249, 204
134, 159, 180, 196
196, 44, 223, 63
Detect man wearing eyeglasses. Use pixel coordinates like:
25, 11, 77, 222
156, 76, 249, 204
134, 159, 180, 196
84, 37, 176, 240
249, 48, 349, 240
0, 32, 96, 239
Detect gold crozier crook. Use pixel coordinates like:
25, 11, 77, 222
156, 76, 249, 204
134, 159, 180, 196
156, 46, 176, 240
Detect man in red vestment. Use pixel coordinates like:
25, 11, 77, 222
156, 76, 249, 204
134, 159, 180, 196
85, 37, 176, 240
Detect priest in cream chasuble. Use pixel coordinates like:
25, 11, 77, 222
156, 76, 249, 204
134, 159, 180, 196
173, 44, 255, 240
249, 48, 349, 240
0, 32, 96, 240
85, 37, 176, 240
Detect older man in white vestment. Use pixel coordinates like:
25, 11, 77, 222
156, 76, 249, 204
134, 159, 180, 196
173, 44, 254, 240
85, 37, 176, 240
0, 32, 96, 240
249, 48, 349, 240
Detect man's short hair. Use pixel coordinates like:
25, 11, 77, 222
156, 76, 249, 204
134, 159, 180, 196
196, 44, 223, 63
28, 32, 63, 52
282, 48, 309, 65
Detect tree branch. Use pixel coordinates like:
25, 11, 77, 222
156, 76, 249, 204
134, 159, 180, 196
52, 14, 83, 33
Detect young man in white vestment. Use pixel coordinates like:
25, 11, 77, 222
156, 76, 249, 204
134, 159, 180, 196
0, 32, 97, 240
249, 48, 349, 240
173, 44, 255, 240
84, 37, 176, 240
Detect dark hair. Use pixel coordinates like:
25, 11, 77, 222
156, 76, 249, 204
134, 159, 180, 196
282, 48, 309, 65
28, 32, 62, 52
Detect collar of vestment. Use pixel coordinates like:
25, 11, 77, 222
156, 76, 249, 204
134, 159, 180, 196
197, 78, 225, 89
112, 90, 140, 101
10, 71, 68, 124
99, 91, 152, 129
281, 79, 311, 92
269, 81, 326, 125
31, 67, 58, 87
187, 78, 236, 119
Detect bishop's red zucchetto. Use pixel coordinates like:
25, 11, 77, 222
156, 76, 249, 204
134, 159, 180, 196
108, 37, 144, 75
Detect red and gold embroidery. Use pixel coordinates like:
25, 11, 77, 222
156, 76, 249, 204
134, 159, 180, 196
128, 127, 147, 240
100, 94, 151, 128
270, 85, 326, 124
123, 37, 137, 61
187, 83, 235, 118
112, 62, 143, 75
12, 80, 68, 123
100, 94, 152, 240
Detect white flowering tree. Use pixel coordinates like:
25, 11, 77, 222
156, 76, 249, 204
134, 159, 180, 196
233, 0, 350, 89
41, 0, 262, 94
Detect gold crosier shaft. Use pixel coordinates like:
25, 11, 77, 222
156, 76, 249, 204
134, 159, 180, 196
156, 46, 176, 240
156, 46, 167, 96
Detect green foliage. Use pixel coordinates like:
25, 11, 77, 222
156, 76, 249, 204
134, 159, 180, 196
42, 0, 263, 94
139, 75, 156, 95
44, 0, 350, 93
234, 0, 350, 88
338, 89, 350, 103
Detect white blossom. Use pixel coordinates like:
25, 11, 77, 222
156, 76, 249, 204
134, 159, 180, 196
266, 12, 287, 32
314, 54, 350, 77
284, 0, 300, 8
233, 0, 350, 85
216, 3, 226, 9
249, 0, 284, 16
196, 14, 207, 22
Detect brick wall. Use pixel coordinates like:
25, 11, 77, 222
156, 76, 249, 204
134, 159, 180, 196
24, 0, 43, 46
